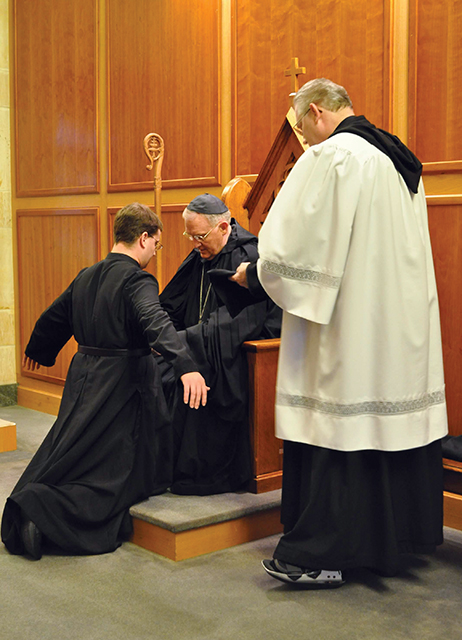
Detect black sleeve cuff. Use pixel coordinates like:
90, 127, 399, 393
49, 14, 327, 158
246, 261, 269, 301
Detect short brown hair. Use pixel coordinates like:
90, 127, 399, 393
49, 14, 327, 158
113, 203, 163, 245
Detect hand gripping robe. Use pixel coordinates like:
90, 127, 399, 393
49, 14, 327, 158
159, 220, 281, 495
1, 253, 197, 556
255, 118, 448, 574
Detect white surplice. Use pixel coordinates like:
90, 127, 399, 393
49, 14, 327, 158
257, 132, 447, 452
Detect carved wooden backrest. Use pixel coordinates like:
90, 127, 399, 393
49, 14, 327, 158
222, 113, 305, 235
221, 177, 252, 230
244, 117, 305, 235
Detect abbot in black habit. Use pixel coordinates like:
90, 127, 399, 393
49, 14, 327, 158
159, 218, 281, 495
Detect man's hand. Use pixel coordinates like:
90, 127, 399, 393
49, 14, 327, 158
230, 262, 250, 289
22, 355, 41, 371
180, 372, 210, 409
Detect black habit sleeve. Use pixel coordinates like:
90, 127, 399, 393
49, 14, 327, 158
245, 261, 269, 300
207, 261, 270, 318
25, 282, 75, 367
125, 272, 198, 379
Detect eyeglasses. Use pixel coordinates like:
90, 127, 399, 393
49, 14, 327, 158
183, 222, 220, 242
293, 107, 310, 135
144, 232, 163, 250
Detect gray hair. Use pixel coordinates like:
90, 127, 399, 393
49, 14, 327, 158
182, 209, 231, 227
293, 78, 353, 114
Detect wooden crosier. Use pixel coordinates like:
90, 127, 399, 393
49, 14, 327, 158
143, 133, 165, 282
143, 133, 165, 218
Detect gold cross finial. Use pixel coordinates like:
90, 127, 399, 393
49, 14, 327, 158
284, 57, 306, 95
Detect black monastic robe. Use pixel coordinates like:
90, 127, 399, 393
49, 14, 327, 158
159, 220, 282, 495
1, 253, 197, 556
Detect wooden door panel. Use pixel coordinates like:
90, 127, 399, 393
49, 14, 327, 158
427, 202, 462, 435
17, 209, 100, 384
233, 0, 388, 178
107, 0, 221, 192
409, 0, 462, 162
14, 0, 98, 196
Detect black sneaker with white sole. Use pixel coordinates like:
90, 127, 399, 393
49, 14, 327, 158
262, 559, 345, 588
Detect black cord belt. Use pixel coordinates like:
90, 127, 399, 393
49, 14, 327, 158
78, 345, 151, 357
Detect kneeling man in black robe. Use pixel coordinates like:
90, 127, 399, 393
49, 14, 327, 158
1, 203, 208, 559
158, 194, 281, 495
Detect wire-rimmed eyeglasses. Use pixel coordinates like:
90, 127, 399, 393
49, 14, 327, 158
293, 107, 311, 135
183, 222, 220, 242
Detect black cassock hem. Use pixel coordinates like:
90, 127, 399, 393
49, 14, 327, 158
273, 439, 444, 575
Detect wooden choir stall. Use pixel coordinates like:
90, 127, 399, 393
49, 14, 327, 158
221, 108, 307, 493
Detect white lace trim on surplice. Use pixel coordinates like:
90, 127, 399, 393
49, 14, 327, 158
277, 389, 446, 417
261, 259, 341, 289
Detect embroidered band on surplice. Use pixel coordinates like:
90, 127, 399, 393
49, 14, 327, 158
261, 259, 341, 289
277, 389, 446, 417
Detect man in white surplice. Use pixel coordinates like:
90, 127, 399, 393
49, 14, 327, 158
233, 78, 447, 587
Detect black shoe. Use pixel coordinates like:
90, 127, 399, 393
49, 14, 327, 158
262, 559, 345, 588
21, 520, 43, 560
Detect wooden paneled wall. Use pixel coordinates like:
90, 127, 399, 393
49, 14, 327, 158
408, 0, 462, 163
14, 0, 98, 196
427, 202, 462, 435
107, 0, 220, 192
233, 0, 389, 178
17, 209, 99, 385
11, 0, 462, 436
407, 0, 462, 437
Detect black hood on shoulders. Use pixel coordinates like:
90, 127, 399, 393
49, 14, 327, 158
208, 219, 257, 258
193, 219, 257, 269
330, 115, 422, 194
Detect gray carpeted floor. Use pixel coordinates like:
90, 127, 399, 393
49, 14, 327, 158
1, 405, 461, 640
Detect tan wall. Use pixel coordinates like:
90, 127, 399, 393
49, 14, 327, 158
0, 0, 15, 386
